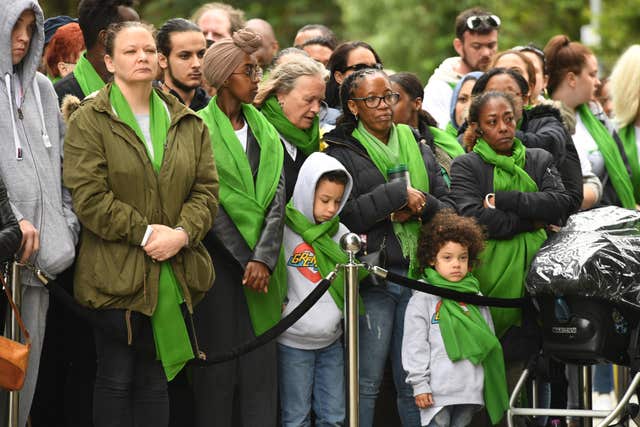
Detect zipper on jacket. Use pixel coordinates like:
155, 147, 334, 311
18, 108, 23, 120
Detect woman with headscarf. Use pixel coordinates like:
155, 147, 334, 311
192, 29, 286, 427
254, 55, 327, 200
449, 71, 483, 137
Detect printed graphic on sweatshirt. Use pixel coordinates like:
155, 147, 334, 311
431, 300, 470, 324
288, 242, 321, 282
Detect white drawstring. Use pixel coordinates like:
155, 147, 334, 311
4, 73, 23, 160
31, 78, 52, 148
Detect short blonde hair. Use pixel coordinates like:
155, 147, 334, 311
610, 44, 640, 128
191, 2, 245, 34
254, 56, 328, 107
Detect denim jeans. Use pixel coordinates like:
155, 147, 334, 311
358, 269, 421, 427
278, 340, 345, 427
426, 404, 480, 427
93, 310, 169, 427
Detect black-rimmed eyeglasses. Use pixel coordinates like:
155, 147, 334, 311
343, 62, 383, 73
466, 14, 501, 31
351, 92, 400, 109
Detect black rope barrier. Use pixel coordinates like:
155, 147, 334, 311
379, 268, 527, 308
38, 267, 336, 364
191, 276, 333, 365
35, 261, 526, 366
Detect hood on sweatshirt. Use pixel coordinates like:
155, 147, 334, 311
2, 0, 50, 160
290, 152, 353, 224
431, 57, 464, 86
450, 71, 483, 129
1, 0, 44, 87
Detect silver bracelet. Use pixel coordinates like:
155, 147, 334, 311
485, 193, 496, 209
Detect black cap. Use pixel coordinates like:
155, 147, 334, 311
44, 16, 78, 45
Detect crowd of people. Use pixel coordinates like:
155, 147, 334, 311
0, 0, 638, 426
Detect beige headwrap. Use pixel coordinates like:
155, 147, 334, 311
202, 29, 263, 90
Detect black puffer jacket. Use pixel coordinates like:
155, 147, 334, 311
450, 148, 573, 239
324, 124, 455, 268
0, 177, 21, 261
518, 104, 583, 218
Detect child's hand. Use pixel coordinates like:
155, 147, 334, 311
415, 393, 434, 408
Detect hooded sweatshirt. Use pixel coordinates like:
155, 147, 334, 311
278, 152, 353, 350
0, 0, 79, 283
423, 57, 464, 130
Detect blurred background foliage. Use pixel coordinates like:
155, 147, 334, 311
41, 0, 640, 81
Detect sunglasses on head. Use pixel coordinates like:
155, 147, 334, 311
343, 62, 383, 73
466, 14, 501, 31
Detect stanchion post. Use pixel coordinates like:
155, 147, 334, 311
340, 233, 361, 427
7, 262, 21, 427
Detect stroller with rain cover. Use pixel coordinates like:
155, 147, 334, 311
509, 206, 640, 427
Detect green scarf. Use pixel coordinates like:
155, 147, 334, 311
73, 52, 106, 97
198, 96, 287, 336
423, 268, 509, 424
429, 125, 465, 158
577, 104, 636, 209
352, 122, 429, 278
260, 96, 320, 156
445, 122, 459, 138
618, 125, 640, 202
471, 138, 547, 337
285, 202, 367, 311
109, 84, 192, 381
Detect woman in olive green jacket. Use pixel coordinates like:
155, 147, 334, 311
62, 22, 218, 427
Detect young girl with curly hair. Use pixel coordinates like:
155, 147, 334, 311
401, 210, 508, 426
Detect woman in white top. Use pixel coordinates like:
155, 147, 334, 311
544, 35, 635, 210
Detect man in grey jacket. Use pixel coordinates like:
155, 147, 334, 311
0, 1, 79, 425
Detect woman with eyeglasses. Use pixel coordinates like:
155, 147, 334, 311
325, 41, 383, 110
254, 55, 327, 200
325, 68, 454, 427
471, 68, 583, 218
63, 21, 218, 427
192, 28, 286, 427
545, 35, 636, 210
389, 72, 465, 181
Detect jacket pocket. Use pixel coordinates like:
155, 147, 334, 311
181, 243, 214, 295
92, 240, 145, 297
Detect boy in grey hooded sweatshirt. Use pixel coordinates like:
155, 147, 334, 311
0, 1, 79, 424
278, 152, 354, 426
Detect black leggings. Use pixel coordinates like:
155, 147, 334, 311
93, 310, 168, 427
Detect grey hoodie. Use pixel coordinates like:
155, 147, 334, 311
0, 0, 79, 282
278, 152, 353, 350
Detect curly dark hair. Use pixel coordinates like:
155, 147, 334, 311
418, 209, 486, 273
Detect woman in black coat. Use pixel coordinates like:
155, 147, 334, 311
471, 67, 583, 220
0, 175, 24, 333
325, 68, 454, 427
450, 92, 573, 425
